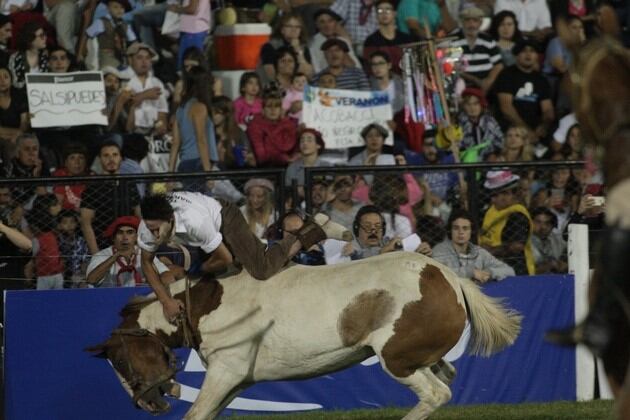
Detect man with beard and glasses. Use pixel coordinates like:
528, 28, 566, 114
80, 141, 141, 255
325, 205, 431, 264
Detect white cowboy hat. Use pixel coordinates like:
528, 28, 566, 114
484, 170, 520, 191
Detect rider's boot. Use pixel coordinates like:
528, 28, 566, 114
291, 215, 328, 250
291, 213, 352, 250
546, 225, 630, 356
313, 213, 353, 242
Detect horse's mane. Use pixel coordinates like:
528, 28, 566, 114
118, 277, 204, 317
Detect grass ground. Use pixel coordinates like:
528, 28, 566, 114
223, 400, 615, 419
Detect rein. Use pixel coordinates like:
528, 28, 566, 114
177, 276, 201, 350
110, 328, 181, 406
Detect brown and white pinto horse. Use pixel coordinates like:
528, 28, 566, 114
87, 252, 521, 420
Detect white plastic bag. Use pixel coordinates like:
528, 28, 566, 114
161, 10, 180, 38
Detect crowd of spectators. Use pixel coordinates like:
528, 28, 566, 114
0, 0, 621, 292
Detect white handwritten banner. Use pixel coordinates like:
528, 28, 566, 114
302, 86, 393, 149
26, 72, 107, 128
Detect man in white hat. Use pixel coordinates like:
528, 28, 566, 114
102, 66, 132, 131
479, 170, 534, 275
450, 6, 503, 92
125, 43, 169, 137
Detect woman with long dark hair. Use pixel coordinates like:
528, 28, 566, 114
0, 66, 28, 142
271, 46, 298, 92
168, 65, 218, 176
7, 21, 48, 89
488, 11, 522, 67
210, 95, 254, 169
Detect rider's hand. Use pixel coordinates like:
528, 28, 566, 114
162, 298, 184, 323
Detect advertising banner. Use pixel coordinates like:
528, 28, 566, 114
4, 275, 576, 419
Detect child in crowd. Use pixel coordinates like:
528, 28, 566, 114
56, 209, 89, 286
246, 86, 298, 167
52, 142, 92, 211
168, 0, 211, 69
26, 194, 64, 290
233, 71, 263, 127
317, 70, 336, 89
83, 0, 136, 69
282, 72, 307, 121
457, 88, 503, 161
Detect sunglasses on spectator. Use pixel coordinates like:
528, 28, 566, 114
377, 8, 394, 14
370, 61, 388, 66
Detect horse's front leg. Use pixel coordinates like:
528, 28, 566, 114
184, 345, 254, 420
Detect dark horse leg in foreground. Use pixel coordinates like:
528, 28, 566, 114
545, 27, 630, 418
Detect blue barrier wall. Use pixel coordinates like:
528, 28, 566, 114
4, 275, 576, 419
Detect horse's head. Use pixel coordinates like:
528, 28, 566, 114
86, 328, 181, 415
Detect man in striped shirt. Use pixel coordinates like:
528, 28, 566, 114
311, 38, 370, 90
449, 6, 503, 93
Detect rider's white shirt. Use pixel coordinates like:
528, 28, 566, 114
138, 192, 223, 254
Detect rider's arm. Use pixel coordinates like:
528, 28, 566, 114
141, 249, 172, 303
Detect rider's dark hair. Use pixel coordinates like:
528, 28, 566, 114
140, 194, 174, 221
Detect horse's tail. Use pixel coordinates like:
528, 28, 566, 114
458, 277, 522, 357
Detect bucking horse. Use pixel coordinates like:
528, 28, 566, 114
87, 252, 521, 419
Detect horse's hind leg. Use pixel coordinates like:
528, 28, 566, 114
388, 367, 452, 420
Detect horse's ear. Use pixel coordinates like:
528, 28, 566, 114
85, 343, 108, 358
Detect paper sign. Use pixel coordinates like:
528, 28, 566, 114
302, 85, 393, 149
26, 72, 108, 128
402, 234, 421, 252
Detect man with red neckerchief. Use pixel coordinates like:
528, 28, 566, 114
85, 216, 174, 288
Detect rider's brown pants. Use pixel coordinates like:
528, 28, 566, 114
219, 200, 296, 280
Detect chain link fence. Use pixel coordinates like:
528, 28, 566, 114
0, 169, 285, 290
305, 161, 596, 276
0, 160, 601, 291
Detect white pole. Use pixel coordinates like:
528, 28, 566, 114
568, 223, 595, 401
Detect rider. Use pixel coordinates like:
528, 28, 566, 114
138, 191, 333, 322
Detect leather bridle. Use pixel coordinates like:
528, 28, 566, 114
110, 328, 182, 407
